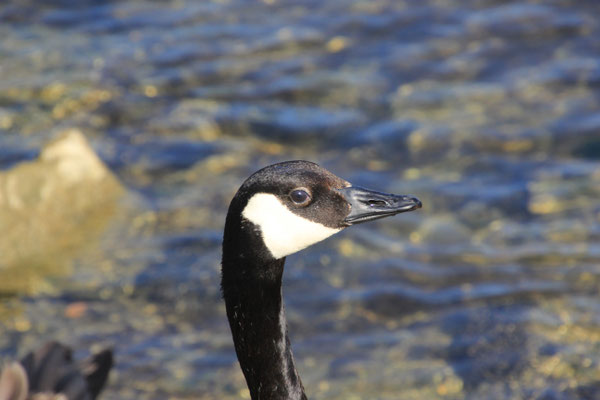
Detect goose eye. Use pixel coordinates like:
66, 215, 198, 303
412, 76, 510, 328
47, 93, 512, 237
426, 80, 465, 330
289, 189, 311, 205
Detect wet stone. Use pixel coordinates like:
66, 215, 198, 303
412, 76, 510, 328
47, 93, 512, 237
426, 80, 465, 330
0, 129, 124, 294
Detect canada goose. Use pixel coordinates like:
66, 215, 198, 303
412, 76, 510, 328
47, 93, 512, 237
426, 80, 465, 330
0, 341, 112, 400
221, 160, 421, 400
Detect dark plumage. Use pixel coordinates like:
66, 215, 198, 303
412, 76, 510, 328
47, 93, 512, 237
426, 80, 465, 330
221, 161, 421, 400
0, 342, 112, 400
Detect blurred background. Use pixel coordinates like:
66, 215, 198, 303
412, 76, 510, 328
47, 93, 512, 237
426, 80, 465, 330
1, 0, 599, 399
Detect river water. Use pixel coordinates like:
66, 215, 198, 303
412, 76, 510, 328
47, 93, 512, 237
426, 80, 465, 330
1, 1, 599, 399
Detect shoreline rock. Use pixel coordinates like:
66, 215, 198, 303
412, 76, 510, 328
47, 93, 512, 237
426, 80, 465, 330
0, 129, 124, 294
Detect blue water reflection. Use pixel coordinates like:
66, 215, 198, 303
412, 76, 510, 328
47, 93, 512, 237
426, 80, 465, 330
1, 0, 599, 399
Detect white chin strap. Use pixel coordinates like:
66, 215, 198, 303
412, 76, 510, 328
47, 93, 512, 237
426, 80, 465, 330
242, 193, 342, 259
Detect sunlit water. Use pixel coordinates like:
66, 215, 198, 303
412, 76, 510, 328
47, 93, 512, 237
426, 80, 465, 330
1, 0, 599, 399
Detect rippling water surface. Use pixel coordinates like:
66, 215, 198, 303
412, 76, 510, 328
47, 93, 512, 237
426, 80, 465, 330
1, 1, 599, 399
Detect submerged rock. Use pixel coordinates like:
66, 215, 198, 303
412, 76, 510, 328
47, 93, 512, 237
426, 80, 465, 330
0, 129, 124, 294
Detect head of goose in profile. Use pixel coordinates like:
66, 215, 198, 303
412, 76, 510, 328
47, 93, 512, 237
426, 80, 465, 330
221, 160, 421, 400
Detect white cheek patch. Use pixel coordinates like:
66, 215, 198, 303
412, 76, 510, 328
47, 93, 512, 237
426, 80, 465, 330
242, 193, 342, 259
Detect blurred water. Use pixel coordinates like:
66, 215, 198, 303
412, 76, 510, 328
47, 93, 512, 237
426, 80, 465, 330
1, 0, 599, 399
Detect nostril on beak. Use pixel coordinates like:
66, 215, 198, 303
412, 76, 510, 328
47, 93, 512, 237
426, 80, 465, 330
366, 199, 388, 207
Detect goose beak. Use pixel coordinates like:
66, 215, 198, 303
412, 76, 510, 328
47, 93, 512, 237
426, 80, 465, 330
337, 186, 422, 225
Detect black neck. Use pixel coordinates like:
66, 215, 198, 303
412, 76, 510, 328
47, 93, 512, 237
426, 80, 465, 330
222, 256, 306, 400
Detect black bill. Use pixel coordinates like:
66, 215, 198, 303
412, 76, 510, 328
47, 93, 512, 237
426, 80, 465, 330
337, 186, 422, 225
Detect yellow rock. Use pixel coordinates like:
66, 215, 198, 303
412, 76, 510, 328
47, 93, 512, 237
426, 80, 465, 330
529, 195, 563, 214
0, 129, 125, 294
144, 85, 158, 97
326, 36, 350, 53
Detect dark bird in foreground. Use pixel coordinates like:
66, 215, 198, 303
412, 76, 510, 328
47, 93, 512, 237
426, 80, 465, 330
0, 341, 112, 400
221, 161, 422, 400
